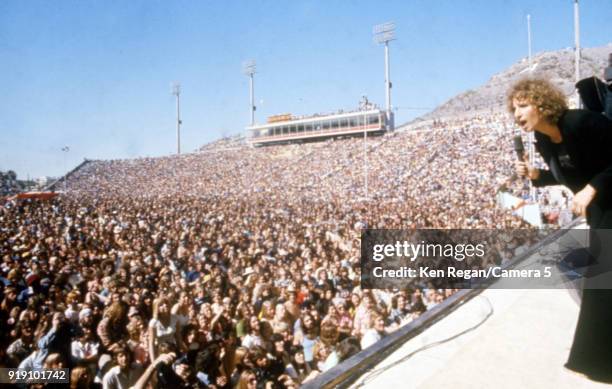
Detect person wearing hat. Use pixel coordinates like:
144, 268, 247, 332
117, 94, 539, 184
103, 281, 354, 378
283, 284, 300, 322
77, 307, 95, 333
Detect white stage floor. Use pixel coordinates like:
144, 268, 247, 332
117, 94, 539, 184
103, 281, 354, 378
351, 287, 612, 388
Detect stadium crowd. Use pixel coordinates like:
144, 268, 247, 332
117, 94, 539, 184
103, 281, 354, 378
1, 170, 24, 197
0, 112, 567, 388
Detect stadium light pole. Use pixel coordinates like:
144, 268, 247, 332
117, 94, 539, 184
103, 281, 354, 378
373, 22, 395, 131
574, 0, 581, 107
527, 14, 532, 71
243, 60, 257, 126
363, 112, 368, 200
61, 146, 69, 192
527, 14, 536, 202
172, 82, 182, 155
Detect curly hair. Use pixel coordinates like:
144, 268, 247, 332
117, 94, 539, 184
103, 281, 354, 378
507, 78, 568, 125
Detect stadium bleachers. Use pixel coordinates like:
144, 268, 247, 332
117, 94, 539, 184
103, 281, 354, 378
0, 111, 571, 387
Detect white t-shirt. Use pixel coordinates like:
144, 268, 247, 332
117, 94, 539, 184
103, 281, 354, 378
360, 329, 383, 350
71, 339, 99, 361
102, 364, 143, 389
242, 333, 264, 349
148, 315, 179, 345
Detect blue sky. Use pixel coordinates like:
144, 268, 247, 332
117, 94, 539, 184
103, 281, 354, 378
0, 0, 610, 179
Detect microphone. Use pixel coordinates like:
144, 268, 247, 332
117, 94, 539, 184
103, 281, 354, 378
513, 135, 525, 161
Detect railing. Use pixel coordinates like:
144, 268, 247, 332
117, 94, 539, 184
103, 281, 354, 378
302, 220, 582, 388
250, 124, 384, 144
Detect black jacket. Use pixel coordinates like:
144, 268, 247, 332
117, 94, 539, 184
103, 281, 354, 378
532, 109, 612, 205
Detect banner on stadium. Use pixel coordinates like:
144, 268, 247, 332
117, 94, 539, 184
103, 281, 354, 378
9, 192, 58, 201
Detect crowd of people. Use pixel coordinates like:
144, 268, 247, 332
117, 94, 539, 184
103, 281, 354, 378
0, 111, 572, 388
1, 170, 24, 197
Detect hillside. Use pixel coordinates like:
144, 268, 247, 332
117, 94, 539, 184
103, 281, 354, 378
419, 44, 611, 120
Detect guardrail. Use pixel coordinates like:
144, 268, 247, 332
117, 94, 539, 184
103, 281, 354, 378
302, 220, 583, 388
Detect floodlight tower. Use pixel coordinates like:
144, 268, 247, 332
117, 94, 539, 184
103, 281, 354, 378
373, 22, 395, 131
527, 14, 536, 202
243, 60, 257, 126
527, 14, 532, 70
363, 111, 368, 200
171, 82, 182, 155
61, 146, 69, 192
574, 0, 581, 106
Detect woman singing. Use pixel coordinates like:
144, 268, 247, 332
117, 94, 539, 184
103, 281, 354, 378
508, 78, 612, 382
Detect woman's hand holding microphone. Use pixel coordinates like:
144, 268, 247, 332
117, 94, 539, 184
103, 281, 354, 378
514, 156, 596, 217
514, 156, 540, 180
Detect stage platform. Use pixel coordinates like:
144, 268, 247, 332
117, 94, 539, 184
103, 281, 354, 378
351, 287, 612, 388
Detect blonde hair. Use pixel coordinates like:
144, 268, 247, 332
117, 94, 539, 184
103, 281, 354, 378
507, 78, 568, 124
229, 346, 248, 374
70, 366, 92, 389
104, 301, 127, 325
237, 369, 257, 389
152, 296, 170, 320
